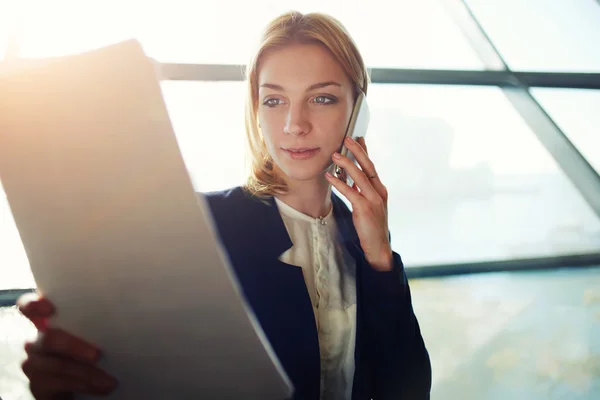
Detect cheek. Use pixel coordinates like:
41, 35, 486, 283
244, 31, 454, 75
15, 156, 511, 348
313, 110, 350, 147
258, 112, 284, 153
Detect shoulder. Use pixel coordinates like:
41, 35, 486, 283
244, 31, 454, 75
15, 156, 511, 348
200, 185, 268, 215
198, 185, 272, 236
202, 185, 246, 207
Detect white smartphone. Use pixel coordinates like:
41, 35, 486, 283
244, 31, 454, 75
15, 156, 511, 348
332, 91, 370, 186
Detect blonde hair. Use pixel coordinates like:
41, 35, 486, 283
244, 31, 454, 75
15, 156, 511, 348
243, 11, 370, 199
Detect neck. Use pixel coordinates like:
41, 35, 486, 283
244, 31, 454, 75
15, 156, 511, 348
275, 175, 332, 218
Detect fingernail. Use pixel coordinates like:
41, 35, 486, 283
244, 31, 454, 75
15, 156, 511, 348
346, 136, 355, 144
325, 172, 333, 178
333, 152, 341, 159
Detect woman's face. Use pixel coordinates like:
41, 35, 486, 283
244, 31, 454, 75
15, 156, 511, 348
257, 43, 355, 183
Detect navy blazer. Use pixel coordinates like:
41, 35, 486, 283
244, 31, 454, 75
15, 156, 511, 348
205, 186, 431, 400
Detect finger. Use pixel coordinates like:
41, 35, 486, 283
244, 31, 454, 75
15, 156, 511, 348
345, 137, 378, 182
325, 171, 367, 209
17, 293, 54, 319
28, 371, 115, 398
357, 136, 368, 155
23, 353, 117, 396
347, 137, 388, 201
31, 328, 102, 365
332, 151, 379, 203
28, 372, 115, 398
17, 294, 54, 331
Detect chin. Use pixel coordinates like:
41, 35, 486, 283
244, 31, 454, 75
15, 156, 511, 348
282, 168, 321, 182
278, 160, 331, 183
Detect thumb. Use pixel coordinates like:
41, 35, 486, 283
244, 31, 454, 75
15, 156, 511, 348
17, 293, 54, 331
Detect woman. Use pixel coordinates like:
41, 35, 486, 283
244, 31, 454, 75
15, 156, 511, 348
18, 11, 431, 400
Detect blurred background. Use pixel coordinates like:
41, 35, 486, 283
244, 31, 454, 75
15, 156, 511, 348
1, 0, 599, 399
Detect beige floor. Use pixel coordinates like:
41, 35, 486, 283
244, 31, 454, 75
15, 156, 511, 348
1, 266, 599, 400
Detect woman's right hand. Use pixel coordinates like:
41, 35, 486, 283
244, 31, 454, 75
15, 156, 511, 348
17, 294, 118, 399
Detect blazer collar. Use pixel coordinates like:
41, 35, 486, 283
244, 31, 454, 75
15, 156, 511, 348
227, 188, 368, 399
251, 191, 361, 259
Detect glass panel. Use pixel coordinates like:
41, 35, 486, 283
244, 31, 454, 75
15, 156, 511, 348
0, 306, 37, 399
531, 88, 600, 174
0, 0, 18, 61
0, 184, 36, 290
466, 0, 600, 72
4, 81, 600, 290
160, 81, 248, 192
15, 0, 485, 69
366, 84, 600, 266
413, 267, 600, 399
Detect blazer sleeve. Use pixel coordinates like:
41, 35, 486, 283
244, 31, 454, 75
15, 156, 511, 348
363, 251, 432, 400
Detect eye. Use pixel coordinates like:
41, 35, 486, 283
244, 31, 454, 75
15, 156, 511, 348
312, 95, 337, 105
263, 98, 284, 108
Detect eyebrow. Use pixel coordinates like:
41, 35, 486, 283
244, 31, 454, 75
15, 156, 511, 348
259, 81, 342, 92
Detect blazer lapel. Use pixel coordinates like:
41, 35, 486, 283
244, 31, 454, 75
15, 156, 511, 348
330, 194, 373, 400
207, 189, 320, 400
206, 188, 371, 399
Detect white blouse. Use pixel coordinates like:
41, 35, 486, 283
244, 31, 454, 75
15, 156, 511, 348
274, 197, 358, 400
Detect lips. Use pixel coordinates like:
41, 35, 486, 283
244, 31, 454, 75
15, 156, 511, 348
284, 147, 319, 153
282, 147, 320, 160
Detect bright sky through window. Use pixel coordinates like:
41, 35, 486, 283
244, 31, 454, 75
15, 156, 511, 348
1, 0, 599, 289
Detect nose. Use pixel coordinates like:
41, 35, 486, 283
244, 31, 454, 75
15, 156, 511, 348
283, 103, 310, 136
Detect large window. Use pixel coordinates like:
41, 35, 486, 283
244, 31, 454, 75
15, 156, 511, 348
466, 0, 600, 72
367, 84, 600, 265
1, 0, 600, 291
6, 0, 485, 69
2, 2, 600, 400
531, 88, 600, 174
1, 187, 35, 290
2, 81, 600, 289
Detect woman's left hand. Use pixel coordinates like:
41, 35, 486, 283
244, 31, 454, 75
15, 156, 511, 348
325, 136, 393, 271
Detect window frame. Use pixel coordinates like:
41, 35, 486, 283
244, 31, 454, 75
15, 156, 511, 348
1, 0, 600, 305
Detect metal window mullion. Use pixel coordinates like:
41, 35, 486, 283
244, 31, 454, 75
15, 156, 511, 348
3, 251, 600, 307
515, 72, 600, 89
440, 0, 600, 219
158, 63, 600, 89
502, 85, 600, 217
405, 253, 600, 279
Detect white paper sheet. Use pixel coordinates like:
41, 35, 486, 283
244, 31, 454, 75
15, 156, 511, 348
0, 40, 292, 400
